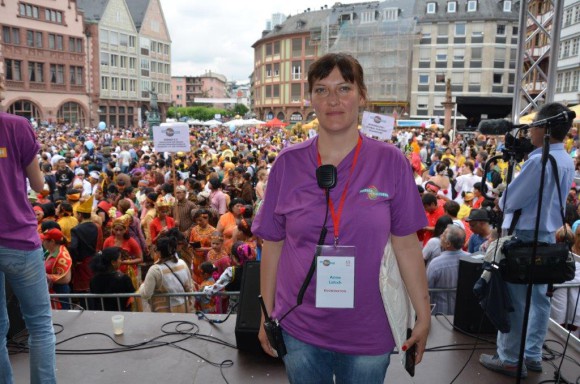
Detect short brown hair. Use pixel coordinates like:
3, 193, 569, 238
307, 53, 367, 102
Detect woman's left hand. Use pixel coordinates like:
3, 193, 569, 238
402, 318, 430, 365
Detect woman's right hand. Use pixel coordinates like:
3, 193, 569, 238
258, 317, 278, 357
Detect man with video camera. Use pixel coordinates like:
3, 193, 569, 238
480, 103, 575, 378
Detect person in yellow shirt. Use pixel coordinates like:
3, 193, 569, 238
457, 192, 475, 220
56, 202, 79, 243
441, 147, 456, 169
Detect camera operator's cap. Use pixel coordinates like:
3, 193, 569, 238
89, 171, 100, 180
74, 168, 85, 176
465, 209, 490, 222
492, 183, 506, 195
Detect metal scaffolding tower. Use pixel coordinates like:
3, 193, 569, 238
513, 0, 565, 122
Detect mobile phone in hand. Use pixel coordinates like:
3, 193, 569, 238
190, 241, 201, 248
405, 328, 416, 377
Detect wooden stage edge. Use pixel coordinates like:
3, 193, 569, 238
9, 311, 580, 384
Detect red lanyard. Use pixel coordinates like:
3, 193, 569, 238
317, 136, 362, 245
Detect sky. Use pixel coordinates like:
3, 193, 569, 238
159, 0, 344, 83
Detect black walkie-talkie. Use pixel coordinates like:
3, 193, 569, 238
258, 295, 287, 357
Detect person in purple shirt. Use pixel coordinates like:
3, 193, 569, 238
252, 53, 431, 384
0, 112, 57, 383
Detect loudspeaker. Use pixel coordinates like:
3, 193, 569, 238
235, 261, 262, 352
454, 254, 497, 334
6, 280, 27, 340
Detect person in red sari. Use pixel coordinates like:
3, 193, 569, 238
149, 199, 175, 245
41, 228, 72, 309
103, 211, 143, 290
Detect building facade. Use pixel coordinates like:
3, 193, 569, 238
252, 1, 417, 124
171, 71, 228, 108
555, 0, 580, 106
411, 0, 519, 128
0, 0, 89, 126
0, 0, 171, 129
78, 0, 172, 129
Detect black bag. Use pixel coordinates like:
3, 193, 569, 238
500, 239, 575, 284
499, 155, 576, 285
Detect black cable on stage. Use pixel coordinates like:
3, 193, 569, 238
196, 302, 238, 324
8, 319, 237, 384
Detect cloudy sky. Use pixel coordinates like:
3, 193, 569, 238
159, 0, 343, 82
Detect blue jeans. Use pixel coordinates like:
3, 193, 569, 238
0, 246, 56, 384
497, 229, 552, 364
52, 283, 71, 310
282, 330, 391, 384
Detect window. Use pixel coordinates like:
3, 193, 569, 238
129, 57, 136, 70
468, 72, 481, 84
129, 36, 136, 48
453, 48, 465, 61
140, 58, 149, 70
70, 66, 83, 85
20, 3, 39, 19
45, 9, 63, 23
563, 72, 571, 92
273, 84, 280, 98
556, 73, 563, 92
419, 74, 429, 84
561, 40, 570, 58
564, 8, 572, 25
120, 56, 127, 68
28, 62, 43, 82
419, 47, 431, 61
497, 25, 506, 36
493, 73, 503, 84
48, 34, 55, 50
471, 47, 482, 60
438, 24, 448, 37
513, 26, 519, 35
56, 35, 63, 50
436, 49, 447, 61
436, 73, 446, 83
26, 30, 34, 47
292, 38, 302, 57
121, 78, 127, 91
273, 41, 280, 55
265, 64, 272, 77
120, 34, 128, 47
503, 1, 512, 12
417, 96, 429, 109
140, 37, 150, 55
110, 31, 118, 46
100, 52, 110, 66
571, 38, 579, 57
50, 64, 64, 84
111, 54, 118, 67
111, 77, 119, 91
274, 63, 280, 76
5, 59, 22, 81
265, 43, 272, 56
292, 61, 301, 80
101, 76, 109, 90
455, 23, 466, 36
467, 0, 477, 12
130, 79, 136, 92
3, 27, 21, 45
291, 83, 302, 100
447, 2, 457, 13
100, 30, 108, 44
427, 2, 436, 14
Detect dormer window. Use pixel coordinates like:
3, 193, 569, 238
503, 1, 512, 12
467, 0, 477, 12
427, 2, 436, 14
448, 2, 457, 13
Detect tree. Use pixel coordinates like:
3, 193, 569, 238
230, 104, 249, 116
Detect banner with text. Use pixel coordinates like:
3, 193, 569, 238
361, 111, 395, 140
153, 123, 191, 153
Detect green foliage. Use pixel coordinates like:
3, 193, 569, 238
167, 106, 230, 121
230, 104, 249, 116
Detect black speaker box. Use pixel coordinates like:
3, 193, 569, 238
235, 261, 262, 352
6, 279, 27, 340
454, 254, 497, 334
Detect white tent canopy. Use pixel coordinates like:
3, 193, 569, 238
202, 119, 223, 126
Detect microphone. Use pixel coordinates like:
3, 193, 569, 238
529, 110, 576, 128
316, 164, 337, 190
477, 119, 527, 135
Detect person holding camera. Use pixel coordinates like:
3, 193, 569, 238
253, 53, 430, 384
480, 103, 575, 378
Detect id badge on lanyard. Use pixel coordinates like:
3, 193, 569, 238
315, 245, 355, 308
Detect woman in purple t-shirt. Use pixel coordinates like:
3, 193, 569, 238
252, 53, 431, 383
0, 112, 57, 383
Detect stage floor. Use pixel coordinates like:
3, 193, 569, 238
9, 311, 580, 383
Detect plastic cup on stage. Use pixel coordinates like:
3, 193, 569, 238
112, 315, 125, 335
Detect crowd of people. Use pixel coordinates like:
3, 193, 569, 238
2, 52, 579, 382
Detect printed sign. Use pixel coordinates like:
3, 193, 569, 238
361, 111, 395, 140
153, 123, 191, 153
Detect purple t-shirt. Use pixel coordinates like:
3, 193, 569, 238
0, 112, 41, 250
252, 134, 427, 355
